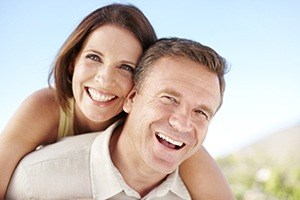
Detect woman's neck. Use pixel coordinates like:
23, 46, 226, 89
72, 104, 122, 134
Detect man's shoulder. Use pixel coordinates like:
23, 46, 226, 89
6, 132, 100, 199
22, 132, 99, 167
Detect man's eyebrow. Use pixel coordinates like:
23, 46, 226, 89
159, 88, 216, 118
158, 88, 182, 98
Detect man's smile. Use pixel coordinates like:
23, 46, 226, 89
155, 132, 185, 150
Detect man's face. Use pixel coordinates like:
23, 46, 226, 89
123, 57, 221, 174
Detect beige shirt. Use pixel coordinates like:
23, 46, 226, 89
6, 121, 191, 200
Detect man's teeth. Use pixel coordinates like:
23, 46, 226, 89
157, 133, 183, 147
88, 88, 115, 102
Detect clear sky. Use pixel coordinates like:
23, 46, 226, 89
1, 0, 300, 157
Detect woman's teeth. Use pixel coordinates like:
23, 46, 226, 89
88, 88, 115, 102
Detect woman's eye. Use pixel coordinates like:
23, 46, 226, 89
86, 54, 100, 62
120, 64, 135, 73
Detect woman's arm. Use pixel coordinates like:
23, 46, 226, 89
0, 88, 59, 199
180, 145, 234, 200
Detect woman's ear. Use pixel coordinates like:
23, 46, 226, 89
69, 56, 76, 74
69, 63, 74, 74
123, 87, 137, 113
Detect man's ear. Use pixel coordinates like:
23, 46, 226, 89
123, 87, 137, 113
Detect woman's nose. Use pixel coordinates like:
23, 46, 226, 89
95, 66, 116, 87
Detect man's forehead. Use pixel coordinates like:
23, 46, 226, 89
147, 57, 206, 81
143, 57, 221, 111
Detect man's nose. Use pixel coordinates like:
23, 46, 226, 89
168, 108, 193, 133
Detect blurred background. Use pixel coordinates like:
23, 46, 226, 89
1, 0, 300, 199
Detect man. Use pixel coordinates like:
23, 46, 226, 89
6, 37, 228, 199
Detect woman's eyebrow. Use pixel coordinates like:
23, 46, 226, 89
82, 49, 104, 56
83, 49, 137, 66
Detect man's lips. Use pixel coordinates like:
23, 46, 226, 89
86, 87, 116, 102
155, 132, 186, 150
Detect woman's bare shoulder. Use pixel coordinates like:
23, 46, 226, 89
3, 87, 61, 144
26, 87, 57, 107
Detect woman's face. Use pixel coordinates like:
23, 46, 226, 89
71, 24, 142, 125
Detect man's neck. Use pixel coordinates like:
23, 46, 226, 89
110, 125, 167, 197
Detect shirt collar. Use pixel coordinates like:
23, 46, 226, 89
89, 120, 190, 199
89, 120, 124, 199
143, 168, 191, 199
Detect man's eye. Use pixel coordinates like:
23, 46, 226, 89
195, 110, 208, 119
120, 64, 135, 73
86, 54, 100, 62
162, 96, 177, 104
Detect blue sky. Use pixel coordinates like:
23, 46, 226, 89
1, 0, 300, 157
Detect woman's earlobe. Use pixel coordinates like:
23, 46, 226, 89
69, 64, 74, 74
